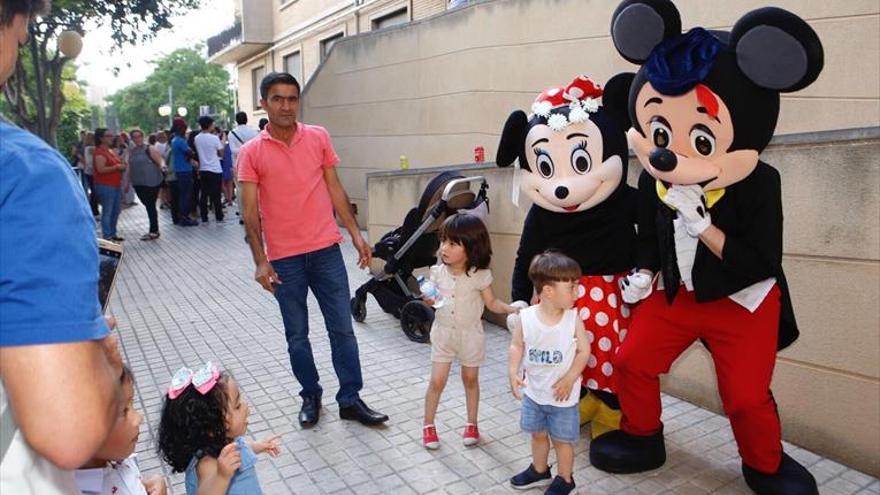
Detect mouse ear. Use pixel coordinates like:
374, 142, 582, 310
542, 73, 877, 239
611, 0, 682, 64
602, 72, 635, 133
730, 7, 824, 92
496, 110, 529, 170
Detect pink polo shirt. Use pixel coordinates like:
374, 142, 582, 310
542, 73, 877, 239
237, 122, 342, 261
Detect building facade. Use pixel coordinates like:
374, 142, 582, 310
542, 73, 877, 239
207, 0, 451, 122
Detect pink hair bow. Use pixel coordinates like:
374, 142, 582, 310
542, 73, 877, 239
167, 361, 220, 399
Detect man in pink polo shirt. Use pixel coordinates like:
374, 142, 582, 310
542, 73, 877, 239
238, 72, 388, 428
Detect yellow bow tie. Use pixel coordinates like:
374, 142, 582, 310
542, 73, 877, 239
656, 180, 725, 209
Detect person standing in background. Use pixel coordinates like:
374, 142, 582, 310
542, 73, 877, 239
228, 112, 259, 224
170, 119, 198, 226
128, 129, 167, 240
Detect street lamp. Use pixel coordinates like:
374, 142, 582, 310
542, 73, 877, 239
58, 30, 83, 59
158, 105, 171, 117
177, 107, 188, 117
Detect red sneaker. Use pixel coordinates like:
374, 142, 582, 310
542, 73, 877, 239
423, 425, 440, 450
462, 423, 480, 446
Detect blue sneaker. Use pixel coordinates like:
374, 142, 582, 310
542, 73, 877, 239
545, 475, 576, 495
510, 463, 552, 490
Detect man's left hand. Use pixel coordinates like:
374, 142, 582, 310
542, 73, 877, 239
353, 234, 372, 270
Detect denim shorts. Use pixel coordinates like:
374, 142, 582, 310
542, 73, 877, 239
520, 394, 580, 444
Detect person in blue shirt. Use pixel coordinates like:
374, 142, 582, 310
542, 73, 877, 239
170, 118, 197, 226
0, 1, 124, 491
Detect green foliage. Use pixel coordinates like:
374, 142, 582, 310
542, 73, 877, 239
107, 47, 232, 132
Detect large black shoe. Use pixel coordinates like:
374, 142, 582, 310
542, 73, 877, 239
339, 399, 388, 426
298, 396, 321, 427
589, 427, 666, 474
742, 452, 818, 495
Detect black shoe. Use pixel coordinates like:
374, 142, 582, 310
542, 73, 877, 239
180, 219, 199, 227
544, 475, 575, 495
110, 236, 124, 242
742, 452, 818, 495
589, 427, 666, 474
510, 463, 552, 490
339, 399, 388, 425
298, 396, 321, 427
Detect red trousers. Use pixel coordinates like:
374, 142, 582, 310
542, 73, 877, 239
613, 286, 783, 473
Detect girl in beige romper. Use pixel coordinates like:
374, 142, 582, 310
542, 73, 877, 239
422, 214, 519, 449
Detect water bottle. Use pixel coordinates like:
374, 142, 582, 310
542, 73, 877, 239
417, 276, 444, 308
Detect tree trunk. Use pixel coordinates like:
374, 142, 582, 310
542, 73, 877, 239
3, 24, 69, 147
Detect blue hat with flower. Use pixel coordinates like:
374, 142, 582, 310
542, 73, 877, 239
644, 27, 724, 95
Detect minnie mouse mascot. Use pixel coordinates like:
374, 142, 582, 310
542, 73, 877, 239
496, 75, 637, 438
590, 2, 824, 494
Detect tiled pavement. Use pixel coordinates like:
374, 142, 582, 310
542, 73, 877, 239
107, 204, 878, 495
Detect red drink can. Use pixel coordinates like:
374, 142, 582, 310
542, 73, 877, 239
474, 146, 485, 163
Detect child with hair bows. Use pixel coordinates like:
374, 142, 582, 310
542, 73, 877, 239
157, 362, 282, 495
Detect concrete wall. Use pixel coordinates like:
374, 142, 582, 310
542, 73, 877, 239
302, 0, 880, 227
231, 0, 448, 123
365, 130, 880, 476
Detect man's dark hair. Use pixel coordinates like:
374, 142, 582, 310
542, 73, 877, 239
258, 118, 269, 131
235, 111, 247, 125
198, 116, 214, 130
0, 0, 49, 27
259, 72, 301, 100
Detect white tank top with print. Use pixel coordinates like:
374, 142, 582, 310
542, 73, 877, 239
521, 306, 581, 407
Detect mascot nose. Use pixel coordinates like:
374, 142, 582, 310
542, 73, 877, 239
555, 186, 569, 199
649, 148, 678, 172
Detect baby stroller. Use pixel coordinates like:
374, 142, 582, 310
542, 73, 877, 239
350, 172, 489, 343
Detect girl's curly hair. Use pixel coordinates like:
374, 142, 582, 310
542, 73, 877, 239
157, 372, 231, 472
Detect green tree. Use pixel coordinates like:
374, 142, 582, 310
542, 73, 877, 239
1, 0, 200, 147
107, 47, 232, 132
55, 67, 90, 163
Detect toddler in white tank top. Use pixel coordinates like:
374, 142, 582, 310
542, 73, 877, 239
508, 252, 591, 495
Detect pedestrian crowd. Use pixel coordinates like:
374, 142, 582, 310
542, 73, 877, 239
70, 110, 261, 241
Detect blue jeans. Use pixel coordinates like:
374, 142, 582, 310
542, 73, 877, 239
176, 171, 193, 218
93, 183, 120, 239
520, 394, 580, 444
271, 244, 363, 406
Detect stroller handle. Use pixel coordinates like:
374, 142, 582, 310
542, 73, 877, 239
441, 176, 486, 202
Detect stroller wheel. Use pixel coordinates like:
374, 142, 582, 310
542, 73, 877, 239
400, 300, 433, 344
350, 296, 367, 323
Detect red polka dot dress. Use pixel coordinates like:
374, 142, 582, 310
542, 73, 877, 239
575, 272, 631, 393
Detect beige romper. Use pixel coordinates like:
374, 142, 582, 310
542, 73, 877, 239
429, 264, 493, 367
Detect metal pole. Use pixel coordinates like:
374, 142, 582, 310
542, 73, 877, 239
168, 85, 173, 128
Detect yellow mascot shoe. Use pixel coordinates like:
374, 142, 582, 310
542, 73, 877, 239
591, 400, 622, 439
579, 392, 600, 426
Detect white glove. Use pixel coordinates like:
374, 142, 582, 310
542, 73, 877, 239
619, 271, 654, 304
665, 185, 711, 236
506, 300, 529, 332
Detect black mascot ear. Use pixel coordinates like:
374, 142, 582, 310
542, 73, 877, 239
610, 0, 681, 64
496, 110, 529, 170
730, 7, 824, 92
602, 72, 635, 133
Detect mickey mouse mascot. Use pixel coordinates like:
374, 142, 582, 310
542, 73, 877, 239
496, 75, 637, 438
590, 2, 824, 494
